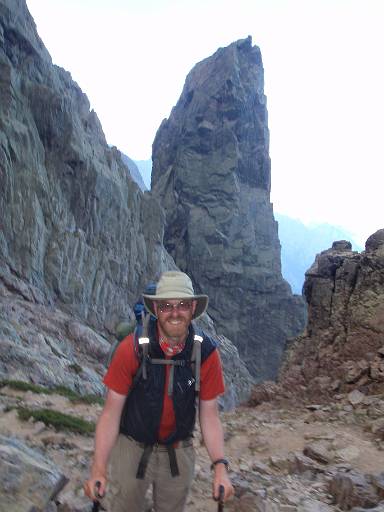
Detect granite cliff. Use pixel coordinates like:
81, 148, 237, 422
0, 0, 253, 404
151, 36, 305, 379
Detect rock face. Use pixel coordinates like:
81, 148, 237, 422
279, 230, 384, 399
195, 313, 254, 408
0, 0, 174, 389
151, 36, 305, 379
0, 0, 171, 322
0, 0, 253, 403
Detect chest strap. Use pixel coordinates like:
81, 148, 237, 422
136, 332, 204, 398
151, 358, 186, 396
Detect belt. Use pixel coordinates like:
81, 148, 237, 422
127, 436, 193, 451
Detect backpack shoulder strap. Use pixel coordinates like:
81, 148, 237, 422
191, 329, 204, 393
191, 327, 218, 395
132, 312, 150, 386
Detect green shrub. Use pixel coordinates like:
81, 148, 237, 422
17, 407, 95, 435
74, 394, 104, 406
53, 385, 81, 401
0, 380, 48, 394
0, 380, 103, 405
54, 386, 104, 405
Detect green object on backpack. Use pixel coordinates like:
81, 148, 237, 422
116, 321, 135, 342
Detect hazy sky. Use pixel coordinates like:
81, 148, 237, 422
26, 0, 383, 246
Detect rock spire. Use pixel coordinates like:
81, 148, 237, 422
151, 36, 305, 379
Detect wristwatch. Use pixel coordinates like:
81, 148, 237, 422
210, 458, 229, 471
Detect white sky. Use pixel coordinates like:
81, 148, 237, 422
26, 0, 383, 246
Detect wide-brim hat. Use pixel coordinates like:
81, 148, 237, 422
143, 271, 208, 320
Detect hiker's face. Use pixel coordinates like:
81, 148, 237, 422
155, 299, 196, 343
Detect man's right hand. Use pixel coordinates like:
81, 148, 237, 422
84, 475, 107, 501
84, 390, 127, 503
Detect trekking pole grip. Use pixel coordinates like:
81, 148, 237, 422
218, 484, 225, 512
92, 481, 102, 512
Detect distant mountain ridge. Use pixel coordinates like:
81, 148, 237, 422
275, 213, 363, 293
134, 158, 152, 189
121, 153, 146, 191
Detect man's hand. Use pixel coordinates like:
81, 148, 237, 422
84, 473, 107, 501
84, 389, 127, 502
212, 463, 234, 502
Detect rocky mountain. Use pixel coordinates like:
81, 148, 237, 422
1, 2, 384, 511
0, 0, 254, 405
277, 230, 384, 400
244, 229, 384, 406
2, 232, 384, 511
0, 0, 175, 394
151, 36, 305, 380
275, 213, 363, 294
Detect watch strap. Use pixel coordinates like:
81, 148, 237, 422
210, 458, 229, 471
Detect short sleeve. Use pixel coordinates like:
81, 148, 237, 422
199, 349, 225, 401
103, 334, 139, 395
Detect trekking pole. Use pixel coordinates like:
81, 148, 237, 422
91, 481, 103, 512
92, 500, 100, 512
217, 485, 225, 512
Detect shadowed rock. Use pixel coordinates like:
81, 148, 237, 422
151, 36, 305, 380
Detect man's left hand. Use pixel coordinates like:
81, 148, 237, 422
212, 464, 234, 502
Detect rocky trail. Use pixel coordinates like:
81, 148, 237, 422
1, 385, 383, 511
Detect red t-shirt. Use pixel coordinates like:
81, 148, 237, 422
104, 334, 225, 440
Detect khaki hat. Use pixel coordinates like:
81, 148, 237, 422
143, 271, 208, 320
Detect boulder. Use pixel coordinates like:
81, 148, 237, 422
0, 435, 68, 512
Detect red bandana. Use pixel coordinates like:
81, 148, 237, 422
159, 336, 185, 356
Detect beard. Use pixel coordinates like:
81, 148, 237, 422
157, 315, 191, 344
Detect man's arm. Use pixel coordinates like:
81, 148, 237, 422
84, 389, 126, 500
199, 398, 234, 501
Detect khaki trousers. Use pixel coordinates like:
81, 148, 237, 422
104, 435, 195, 512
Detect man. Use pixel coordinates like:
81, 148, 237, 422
84, 271, 234, 511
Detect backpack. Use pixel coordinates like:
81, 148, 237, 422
106, 282, 156, 368
132, 310, 205, 398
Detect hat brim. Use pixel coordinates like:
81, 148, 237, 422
143, 293, 208, 320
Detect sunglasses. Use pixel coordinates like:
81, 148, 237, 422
157, 301, 193, 313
